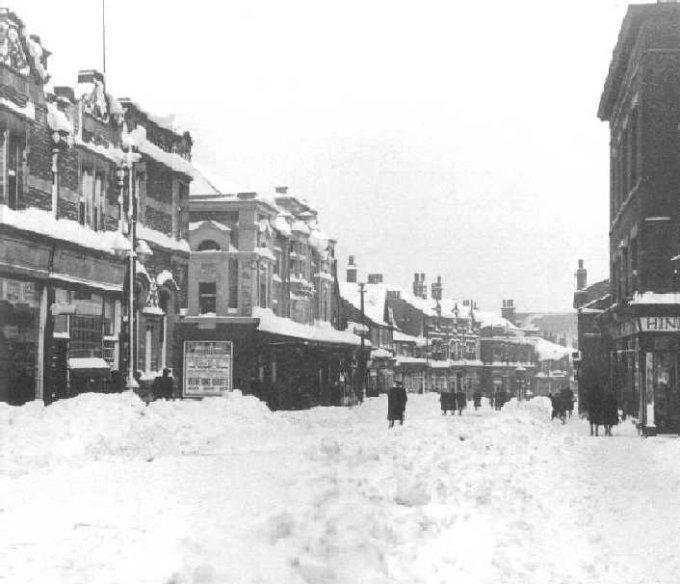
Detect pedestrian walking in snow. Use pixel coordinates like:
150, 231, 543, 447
455, 390, 467, 415
550, 392, 567, 424
153, 368, 174, 400
560, 387, 575, 418
473, 389, 482, 410
587, 388, 604, 436
388, 380, 407, 428
602, 390, 619, 436
440, 390, 454, 415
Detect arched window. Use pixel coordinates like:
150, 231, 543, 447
197, 240, 221, 251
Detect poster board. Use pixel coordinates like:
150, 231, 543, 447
183, 340, 233, 397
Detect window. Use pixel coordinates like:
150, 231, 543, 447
0, 130, 25, 209
199, 282, 217, 314
228, 259, 239, 309
79, 167, 107, 230
197, 240, 221, 251
259, 264, 268, 308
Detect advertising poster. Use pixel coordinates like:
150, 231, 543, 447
183, 341, 233, 397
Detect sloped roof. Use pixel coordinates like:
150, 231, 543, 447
339, 282, 390, 326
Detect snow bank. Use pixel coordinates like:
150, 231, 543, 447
1, 391, 281, 471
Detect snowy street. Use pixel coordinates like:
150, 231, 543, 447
3, 393, 680, 584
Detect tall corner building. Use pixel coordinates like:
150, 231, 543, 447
597, 1, 680, 434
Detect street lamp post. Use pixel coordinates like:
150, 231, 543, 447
113, 147, 149, 392
358, 281, 366, 402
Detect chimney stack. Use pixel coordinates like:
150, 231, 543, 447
347, 256, 358, 283
501, 299, 516, 323
431, 275, 443, 301
413, 273, 428, 299
575, 259, 587, 291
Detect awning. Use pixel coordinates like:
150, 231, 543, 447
68, 357, 111, 376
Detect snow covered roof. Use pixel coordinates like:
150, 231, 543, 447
271, 214, 292, 237
630, 292, 680, 305
474, 310, 518, 331
253, 308, 361, 346
188, 220, 230, 232
393, 329, 426, 345
122, 125, 194, 177
190, 162, 242, 196
387, 285, 474, 320
46, 102, 73, 134
137, 224, 190, 254
339, 282, 390, 327
0, 204, 131, 255
527, 337, 574, 362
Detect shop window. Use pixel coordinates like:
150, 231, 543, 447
0, 130, 25, 210
199, 282, 217, 314
70, 292, 104, 358
0, 277, 41, 404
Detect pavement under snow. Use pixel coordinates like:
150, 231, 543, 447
2, 392, 680, 584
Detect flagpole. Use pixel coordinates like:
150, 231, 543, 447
102, 0, 106, 75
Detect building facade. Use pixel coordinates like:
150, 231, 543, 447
182, 184, 361, 408
595, 1, 680, 434
0, 8, 190, 404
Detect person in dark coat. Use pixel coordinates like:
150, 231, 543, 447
550, 393, 566, 424
587, 388, 604, 436
455, 390, 467, 415
388, 381, 408, 428
440, 390, 454, 415
152, 368, 175, 400
473, 390, 482, 410
560, 387, 575, 418
602, 390, 619, 436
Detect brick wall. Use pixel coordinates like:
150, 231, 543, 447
145, 206, 173, 235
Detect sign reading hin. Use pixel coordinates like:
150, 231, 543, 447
183, 341, 233, 397
640, 317, 680, 333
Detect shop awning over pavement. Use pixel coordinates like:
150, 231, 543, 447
253, 307, 362, 347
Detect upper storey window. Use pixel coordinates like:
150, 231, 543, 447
0, 130, 25, 209
0, 21, 29, 76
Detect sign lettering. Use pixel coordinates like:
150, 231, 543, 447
183, 340, 233, 397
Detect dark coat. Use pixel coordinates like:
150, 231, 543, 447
602, 392, 619, 426
388, 386, 407, 420
455, 391, 467, 410
153, 375, 174, 400
440, 391, 455, 411
586, 389, 605, 425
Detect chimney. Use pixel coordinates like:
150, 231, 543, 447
367, 273, 383, 284
347, 256, 358, 283
275, 186, 289, 195
431, 275, 443, 301
501, 299, 516, 323
575, 259, 587, 291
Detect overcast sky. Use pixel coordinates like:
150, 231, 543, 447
19, 0, 641, 313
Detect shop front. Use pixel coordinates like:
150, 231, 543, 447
0, 224, 126, 404
608, 309, 680, 435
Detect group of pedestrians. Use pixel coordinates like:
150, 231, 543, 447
387, 383, 487, 428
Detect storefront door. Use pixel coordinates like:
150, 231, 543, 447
652, 352, 680, 433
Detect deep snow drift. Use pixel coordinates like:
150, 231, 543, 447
2, 392, 679, 584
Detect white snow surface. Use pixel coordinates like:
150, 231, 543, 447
3, 392, 680, 583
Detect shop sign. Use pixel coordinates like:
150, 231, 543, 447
639, 317, 680, 333
183, 340, 233, 397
